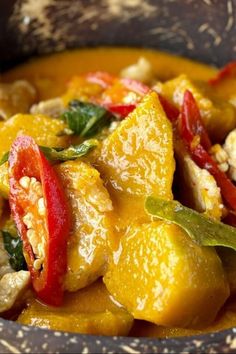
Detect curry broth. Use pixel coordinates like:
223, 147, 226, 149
1, 47, 236, 338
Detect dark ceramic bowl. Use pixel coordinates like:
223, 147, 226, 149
1, 0, 236, 352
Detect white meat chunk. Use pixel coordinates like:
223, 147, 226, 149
178, 152, 223, 220
224, 129, 236, 182
120, 57, 154, 84
0, 80, 36, 119
0, 234, 13, 278
0, 271, 30, 313
30, 97, 65, 118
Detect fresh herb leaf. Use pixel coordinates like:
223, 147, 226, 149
2, 230, 26, 271
145, 196, 236, 251
62, 100, 114, 137
39, 139, 98, 162
0, 139, 97, 166
0, 151, 9, 166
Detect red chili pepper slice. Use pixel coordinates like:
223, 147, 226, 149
106, 103, 136, 117
85, 71, 116, 88
9, 136, 70, 306
208, 61, 236, 85
158, 94, 180, 122
179, 90, 212, 150
120, 78, 150, 95
179, 91, 236, 211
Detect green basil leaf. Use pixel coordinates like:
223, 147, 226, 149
2, 231, 26, 271
39, 139, 98, 162
0, 151, 9, 166
145, 196, 236, 251
62, 100, 114, 137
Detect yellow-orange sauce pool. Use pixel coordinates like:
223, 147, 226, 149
3, 47, 236, 338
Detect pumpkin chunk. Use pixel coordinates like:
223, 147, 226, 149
155, 74, 236, 141
0, 113, 69, 159
17, 280, 133, 336
104, 221, 229, 328
56, 160, 115, 292
98, 91, 174, 198
96, 91, 175, 226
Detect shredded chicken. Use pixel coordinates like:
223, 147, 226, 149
0, 271, 30, 313
0, 80, 36, 119
30, 97, 65, 118
120, 57, 154, 84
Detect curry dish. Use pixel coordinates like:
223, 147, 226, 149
2, 48, 236, 338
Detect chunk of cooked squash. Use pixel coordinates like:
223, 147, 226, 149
218, 247, 236, 297
0, 162, 9, 199
96, 91, 175, 226
104, 221, 229, 328
155, 74, 236, 141
0, 113, 69, 159
17, 280, 133, 336
56, 160, 115, 292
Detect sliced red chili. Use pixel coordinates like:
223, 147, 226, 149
9, 136, 70, 306
158, 94, 179, 122
106, 103, 136, 117
179, 91, 236, 211
208, 61, 236, 85
120, 78, 150, 95
85, 71, 116, 88
179, 90, 211, 150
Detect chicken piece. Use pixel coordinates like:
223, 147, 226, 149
0, 233, 13, 278
209, 144, 229, 173
223, 129, 236, 182
176, 141, 223, 220
18, 280, 133, 336
0, 81, 36, 120
56, 160, 115, 292
0, 271, 30, 313
154, 74, 236, 141
104, 221, 229, 329
30, 97, 65, 118
120, 57, 154, 84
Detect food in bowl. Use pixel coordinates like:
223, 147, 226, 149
1, 48, 236, 337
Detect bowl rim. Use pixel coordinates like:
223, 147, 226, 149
1, 317, 236, 353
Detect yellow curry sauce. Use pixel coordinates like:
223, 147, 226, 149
1, 47, 236, 338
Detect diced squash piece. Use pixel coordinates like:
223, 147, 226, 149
155, 74, 236, 141
218, 247, 236, 297
0, 114, 70, 198
96, 92, 175, 225
0, 113, 69, 159
62, 76, 104, 106
104, 221, 229, 328
56, 160, 115, 292
0, 162, 9, 198
131, 307, 236, 338
17, 280, 133, 336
